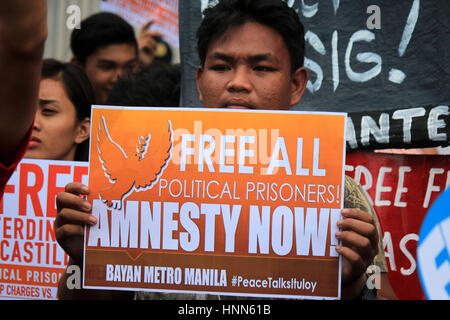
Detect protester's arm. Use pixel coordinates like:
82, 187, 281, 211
55, 183, 134, 299
137, 20, 162, 67
0, 0, 47, 165
339, 177, 397, 300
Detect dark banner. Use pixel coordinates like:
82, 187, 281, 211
347, 105, 449, 151
179, 0, 450, 150
180, 0, 450, 111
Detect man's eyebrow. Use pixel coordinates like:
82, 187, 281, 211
97, 59, 117, 65
246, 53, 276, 64
97, 58, 138, 66
209, 52, 277, 63
210, 52, 235, 63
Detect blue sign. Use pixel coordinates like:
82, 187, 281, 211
417, 188, 450, 300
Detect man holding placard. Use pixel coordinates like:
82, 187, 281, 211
55, 0, 396, 300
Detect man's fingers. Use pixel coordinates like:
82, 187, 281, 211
141, 20, 154, 32
341, 208, 374, 224
55, 208, 97, 229
64, 182, 90, 195
140, 36, 157, 50
338, 217, 378, 248
337, 245, 366, 284
54, 183, 93, 262
56, 190, 91, 213
339, 208, 378, 247
336, 230, 375, 262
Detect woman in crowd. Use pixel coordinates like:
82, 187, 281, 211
24, 58, 95, 162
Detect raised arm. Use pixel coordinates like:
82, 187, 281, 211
0, 0, 47, 164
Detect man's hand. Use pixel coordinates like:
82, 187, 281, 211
137, 20, 163, 66
55, 183, 135, 300
336, 208, 379, 298
55, 182, 97, 263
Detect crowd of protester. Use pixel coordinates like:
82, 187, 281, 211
0, 0, 397, 301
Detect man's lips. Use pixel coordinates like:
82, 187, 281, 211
224, 99, 254, 109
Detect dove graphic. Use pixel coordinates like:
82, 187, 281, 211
96, 115, 172, 210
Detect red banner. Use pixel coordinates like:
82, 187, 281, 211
346, 151, 449, 299
0, 159, 88, 299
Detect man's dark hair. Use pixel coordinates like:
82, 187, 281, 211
41, 58, 95, 161
106, 62, 181, 107
196, 0, 305, 73
70, 12, 138, 65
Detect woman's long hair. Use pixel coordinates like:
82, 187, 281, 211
41, 58, 95, 161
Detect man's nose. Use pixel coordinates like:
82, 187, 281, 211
112, 68, 125, 82
226, 67, 252, 93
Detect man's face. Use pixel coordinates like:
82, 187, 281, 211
83, 43, 138, 104
196, 21, 308, 110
